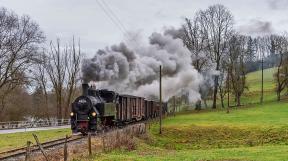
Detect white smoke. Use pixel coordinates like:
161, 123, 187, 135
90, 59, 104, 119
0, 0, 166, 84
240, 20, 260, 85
82, 30, 203, 102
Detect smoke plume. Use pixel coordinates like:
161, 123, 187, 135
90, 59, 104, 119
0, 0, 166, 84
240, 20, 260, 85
82, 30, 203, 102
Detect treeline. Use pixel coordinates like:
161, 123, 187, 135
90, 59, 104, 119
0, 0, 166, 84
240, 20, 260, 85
175, 4, 288, 109
0, 7, 82, 121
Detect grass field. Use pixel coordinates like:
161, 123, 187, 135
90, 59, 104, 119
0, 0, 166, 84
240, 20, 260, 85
86, 68, 288, 161
88, 101, 288, 161
0, 128, 70, 152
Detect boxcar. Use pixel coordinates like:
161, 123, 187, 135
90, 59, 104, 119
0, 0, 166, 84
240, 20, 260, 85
117, 95, 145, 123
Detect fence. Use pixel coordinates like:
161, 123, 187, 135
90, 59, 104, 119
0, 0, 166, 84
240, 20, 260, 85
0, 119, 70, 130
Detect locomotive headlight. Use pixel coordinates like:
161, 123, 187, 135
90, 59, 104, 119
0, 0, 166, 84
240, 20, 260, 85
70, 112, 74, 116
91, 112, 96, 117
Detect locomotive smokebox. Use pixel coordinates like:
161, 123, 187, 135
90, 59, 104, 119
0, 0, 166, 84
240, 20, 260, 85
82, 83, 89, 96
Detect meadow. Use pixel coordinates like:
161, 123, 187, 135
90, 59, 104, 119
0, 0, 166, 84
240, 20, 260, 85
86, 68, 288, 161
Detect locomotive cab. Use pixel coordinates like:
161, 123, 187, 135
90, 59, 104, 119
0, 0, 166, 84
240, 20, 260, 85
97, 89, 118, 126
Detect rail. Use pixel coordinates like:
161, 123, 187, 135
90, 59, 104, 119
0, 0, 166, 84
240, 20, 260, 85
0, 135, 84, 160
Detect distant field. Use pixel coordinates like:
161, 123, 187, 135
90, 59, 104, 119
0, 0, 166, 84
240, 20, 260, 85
246, 68, 276, 92
242, 68, 277, 104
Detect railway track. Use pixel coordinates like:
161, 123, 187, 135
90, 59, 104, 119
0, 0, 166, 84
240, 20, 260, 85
0, 135, 85, 160
0, 120, 147, 161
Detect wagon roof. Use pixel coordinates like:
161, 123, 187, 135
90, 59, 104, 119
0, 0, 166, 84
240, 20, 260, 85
119, 94, 144, 99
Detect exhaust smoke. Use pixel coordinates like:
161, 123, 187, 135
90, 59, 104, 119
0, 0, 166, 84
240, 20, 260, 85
82, 30, 203, 102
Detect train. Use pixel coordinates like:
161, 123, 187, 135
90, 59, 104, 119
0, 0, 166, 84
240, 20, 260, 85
70, 84, 167, 134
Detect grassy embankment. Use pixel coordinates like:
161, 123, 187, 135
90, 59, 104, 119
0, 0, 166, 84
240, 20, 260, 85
86, 68, 288, 161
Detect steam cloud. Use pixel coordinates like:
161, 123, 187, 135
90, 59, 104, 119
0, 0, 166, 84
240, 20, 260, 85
82, 30, 203, 102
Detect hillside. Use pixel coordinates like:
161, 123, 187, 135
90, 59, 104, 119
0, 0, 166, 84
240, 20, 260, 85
87, 68, 288, 161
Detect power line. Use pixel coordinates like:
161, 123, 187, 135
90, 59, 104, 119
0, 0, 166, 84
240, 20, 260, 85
95, 0, 140, 45
95, 0, 127, 37
99, 0, 128, 34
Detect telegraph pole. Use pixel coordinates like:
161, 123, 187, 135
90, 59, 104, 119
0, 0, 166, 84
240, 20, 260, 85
159, 65, 162, 134
260, 51, 264, 104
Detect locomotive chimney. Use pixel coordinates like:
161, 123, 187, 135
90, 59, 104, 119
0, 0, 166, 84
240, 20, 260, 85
82, 83, 89, 96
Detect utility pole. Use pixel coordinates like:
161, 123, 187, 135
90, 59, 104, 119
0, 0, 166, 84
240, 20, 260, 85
159, 65, 162, 134
260, 51, 264, 104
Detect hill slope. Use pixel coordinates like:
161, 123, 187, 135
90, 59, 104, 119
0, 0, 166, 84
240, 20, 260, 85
88, 68, 288, 161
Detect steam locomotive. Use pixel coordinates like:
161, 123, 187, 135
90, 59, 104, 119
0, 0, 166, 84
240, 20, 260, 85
70, 84, 166, 134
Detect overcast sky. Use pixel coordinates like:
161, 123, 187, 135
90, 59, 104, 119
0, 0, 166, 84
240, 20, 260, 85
0, 0, 288, 56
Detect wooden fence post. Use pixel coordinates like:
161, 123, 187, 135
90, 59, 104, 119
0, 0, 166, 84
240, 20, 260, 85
88, 133, 92, 156
25, 141, 31, 161
64, 135, 68, 161
32, 133, 49, 161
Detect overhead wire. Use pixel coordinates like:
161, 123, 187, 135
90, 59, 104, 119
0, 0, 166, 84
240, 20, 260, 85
95, 0, 128, 42
95, 0, 138, 44
99, 0, 129, 34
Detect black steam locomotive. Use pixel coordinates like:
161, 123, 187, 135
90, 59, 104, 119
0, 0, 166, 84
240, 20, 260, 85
70, 84, 166, 134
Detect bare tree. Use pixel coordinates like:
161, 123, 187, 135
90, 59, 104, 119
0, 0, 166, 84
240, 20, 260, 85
0, 7, 45, 115
197, 4, 234, 108
63, 38, 81, 118
46, 40, 67, 119
45, 38, 82, 119
182, 18, 209, 72
227, 34, 249, 106
268, 34, 288, 101
181, 17, 211, 109
32, 52, 50, 119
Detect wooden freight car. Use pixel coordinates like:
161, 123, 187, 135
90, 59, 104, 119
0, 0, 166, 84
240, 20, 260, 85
116, 95, 145, 124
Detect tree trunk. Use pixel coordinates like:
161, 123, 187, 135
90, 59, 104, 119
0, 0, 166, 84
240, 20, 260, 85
220, 94, 225, 108
236, 93, 241, 106
212, 75, 219, 109
276, 53, 283, 101
277, 91, 280, 101
195, 100, 201, 110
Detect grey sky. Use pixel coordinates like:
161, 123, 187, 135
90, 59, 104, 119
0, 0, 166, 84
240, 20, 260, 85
0, 0, 287, 56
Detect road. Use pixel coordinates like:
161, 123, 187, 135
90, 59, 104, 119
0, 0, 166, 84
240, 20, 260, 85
0, 125, 70, 134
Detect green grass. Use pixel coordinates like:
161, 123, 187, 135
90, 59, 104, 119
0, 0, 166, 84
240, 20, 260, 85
241, 68, 277, 104
87, 68, 288, 161
0, 128, 70, 152
88, 101, 288, 161
91, 144, 288, 161
213, 68, 278, 107
246, 68, 276, 92
162, 101, 288, 127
